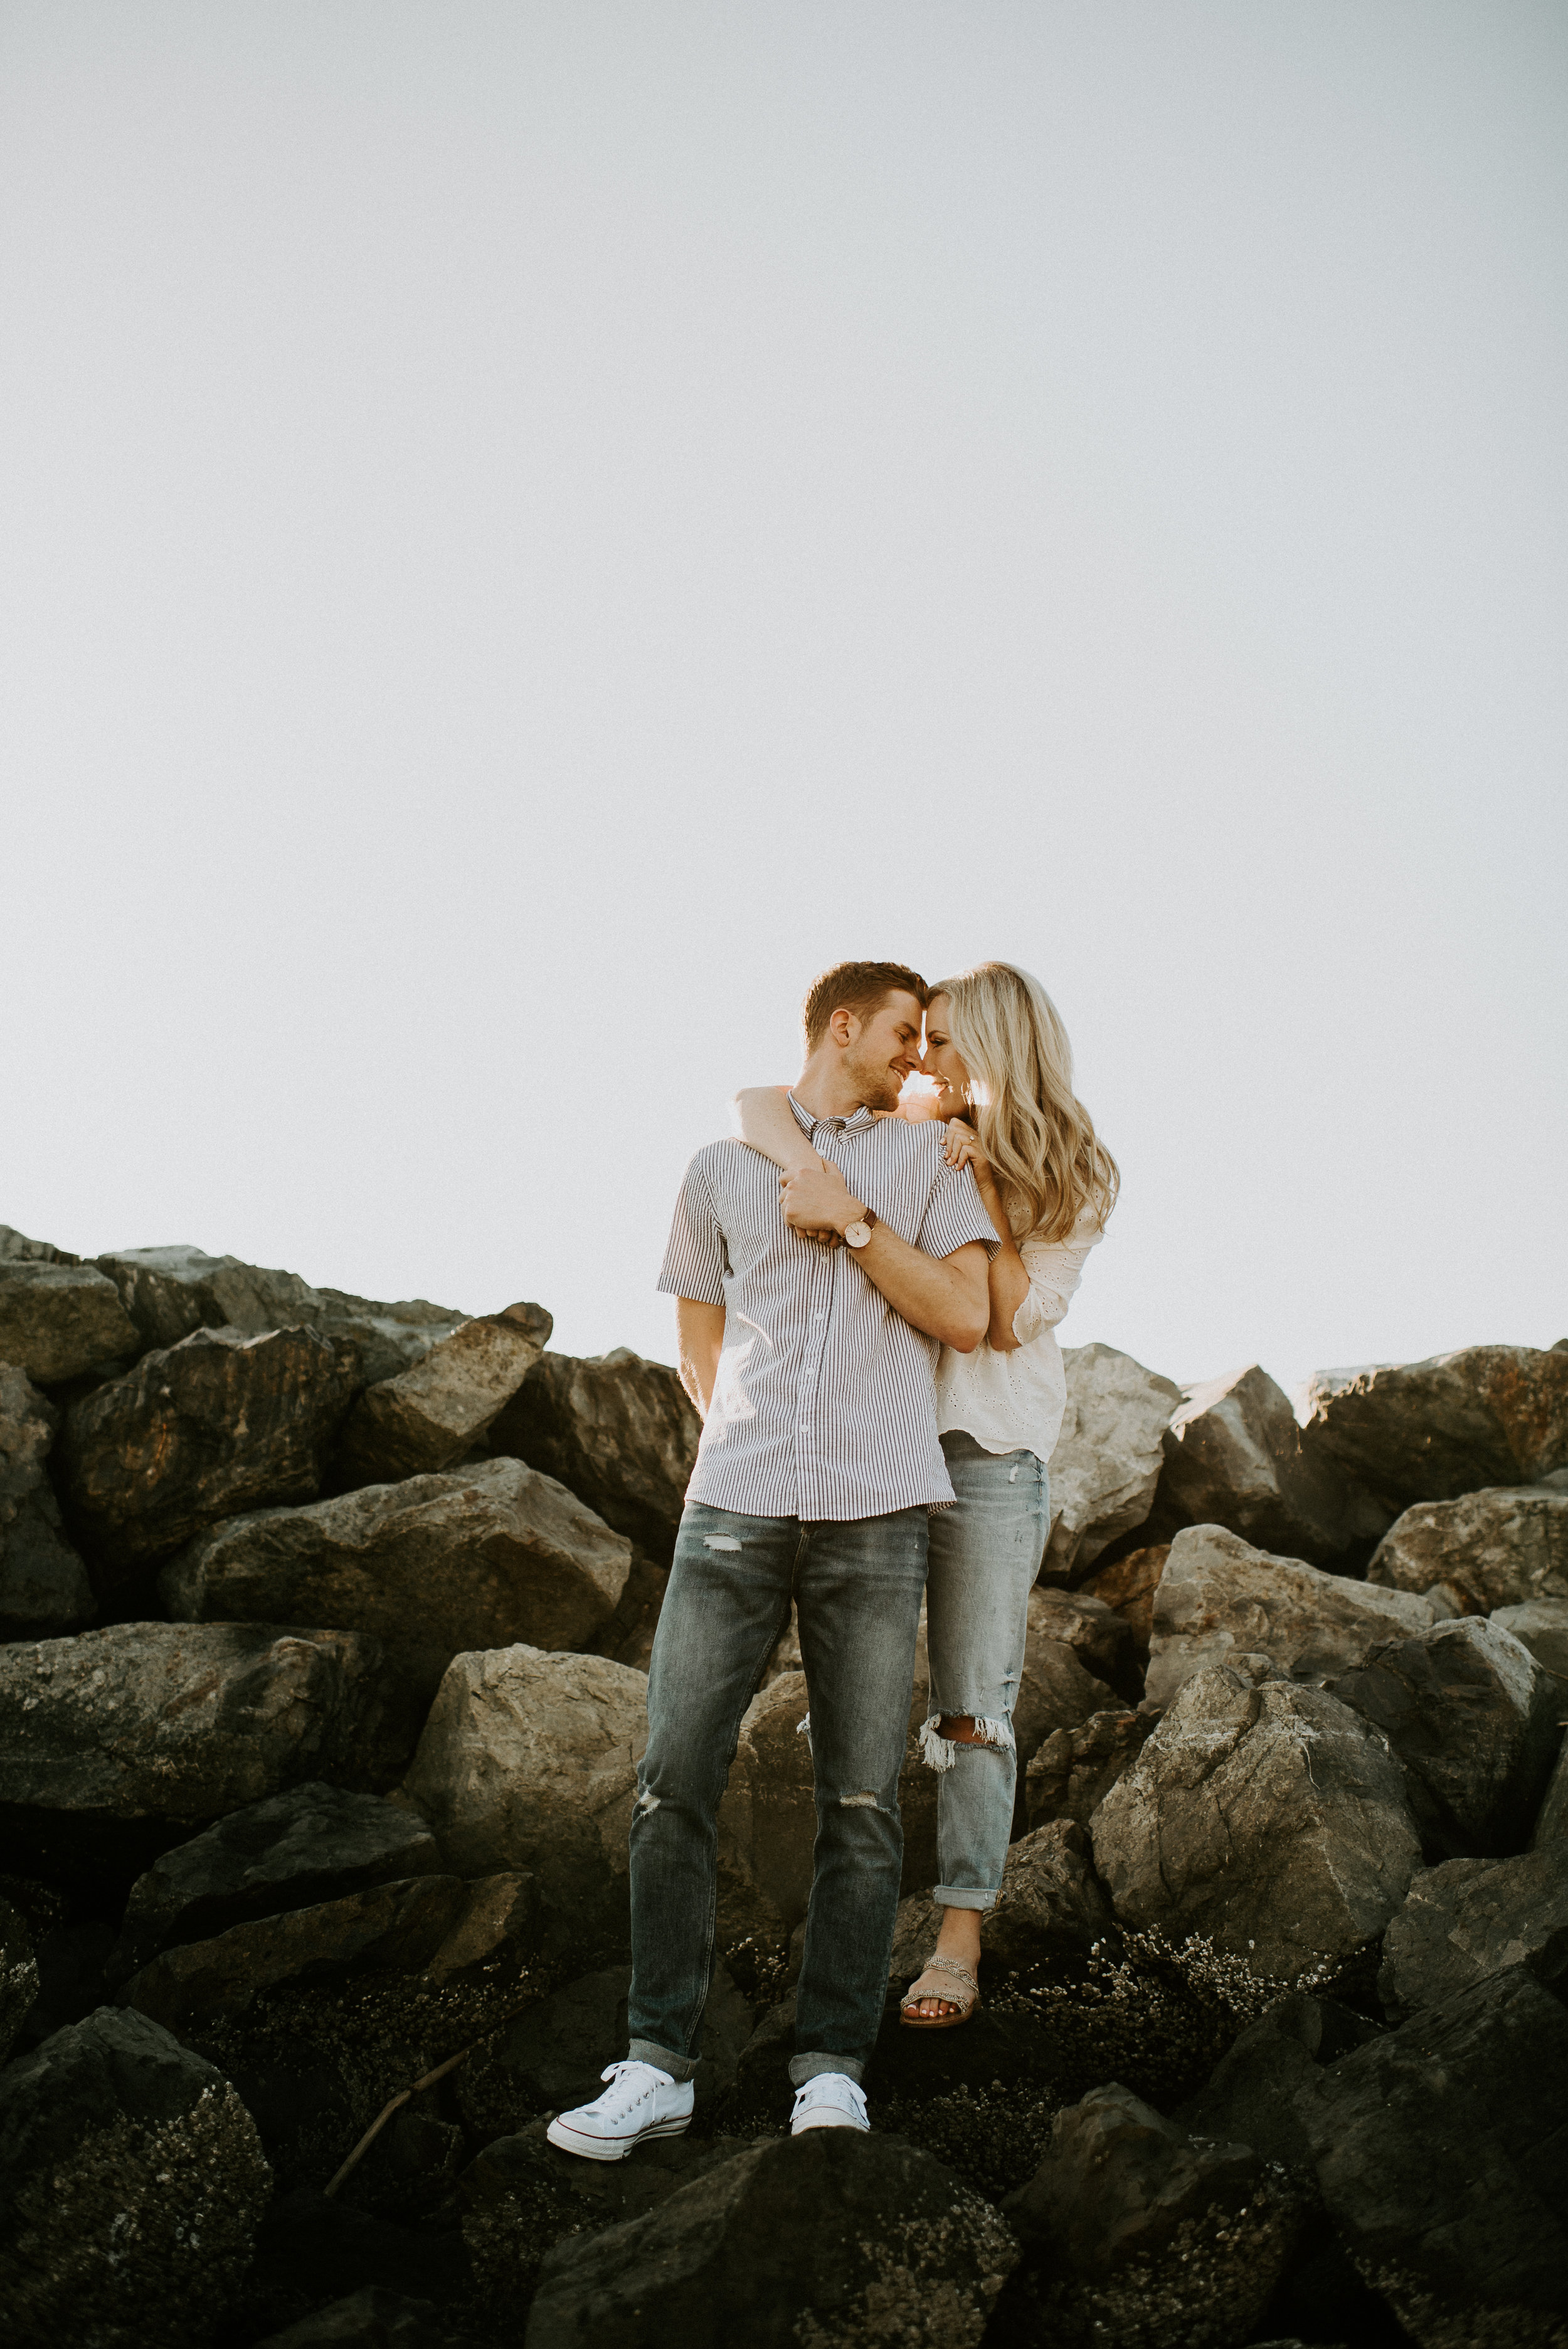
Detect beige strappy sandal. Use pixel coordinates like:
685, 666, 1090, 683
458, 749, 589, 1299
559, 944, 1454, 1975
899, 1954, 981, 2030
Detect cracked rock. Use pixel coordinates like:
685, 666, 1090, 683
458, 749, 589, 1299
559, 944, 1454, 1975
331, 1308, 549, 1487
1367, 1483, 1568, 1614
0, 1622, 399, 1888
1378, 1843, 1568, 2018
1296, 1344, 1568, 1515
482, 1347, 699, 1564
61, 1325, 358, 1581
0, 1260, 139, 1389
1328, 1615, 1561, 1858
1157, 1362, 1385, 1568
1091, 1665, 1422, 1981
1145, 1524, 1438, 1710
107, 1783, 448, 1986
121, 1875, 469, 2034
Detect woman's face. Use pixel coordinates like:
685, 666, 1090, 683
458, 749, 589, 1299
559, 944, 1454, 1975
919, 994, 971, 1118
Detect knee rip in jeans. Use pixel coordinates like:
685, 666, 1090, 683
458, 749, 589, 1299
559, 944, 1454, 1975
918, 1714, 1015, 1773
633, 1788, 661, 1816
837, 1790, 882, 1810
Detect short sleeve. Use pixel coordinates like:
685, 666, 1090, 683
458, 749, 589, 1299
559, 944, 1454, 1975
1012, 1209, 1103, 1344
916, 1157, 1001, 1261
657, 1155, 729, 1304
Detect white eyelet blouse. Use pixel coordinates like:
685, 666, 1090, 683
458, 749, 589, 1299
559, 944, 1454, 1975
933, 1202, 1103, 1461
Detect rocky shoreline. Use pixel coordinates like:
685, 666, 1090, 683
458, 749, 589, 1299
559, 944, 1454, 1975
1, 1222, 1565, 2347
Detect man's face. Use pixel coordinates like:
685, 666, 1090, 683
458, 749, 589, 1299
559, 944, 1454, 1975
842, 990, 924, 1112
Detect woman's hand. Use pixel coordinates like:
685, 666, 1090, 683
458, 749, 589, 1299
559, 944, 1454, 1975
943, 1118, 993, 1185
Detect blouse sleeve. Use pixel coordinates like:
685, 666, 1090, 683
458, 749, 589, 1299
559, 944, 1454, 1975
1011, 1207, 1104, 1345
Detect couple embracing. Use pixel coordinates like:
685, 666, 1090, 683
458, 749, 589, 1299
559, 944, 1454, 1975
550, 958, 1118, 2158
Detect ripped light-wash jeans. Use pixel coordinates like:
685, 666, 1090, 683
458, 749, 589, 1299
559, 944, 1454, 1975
627, 1500, 928, 2087
921, 1430, 1050, 1910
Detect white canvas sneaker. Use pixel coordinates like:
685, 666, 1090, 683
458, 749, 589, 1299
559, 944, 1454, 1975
546, 2060, 695, 2162
790, 2072, 870, 2134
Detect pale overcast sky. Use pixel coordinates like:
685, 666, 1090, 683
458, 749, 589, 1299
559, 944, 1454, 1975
3, 3, 1564, 1399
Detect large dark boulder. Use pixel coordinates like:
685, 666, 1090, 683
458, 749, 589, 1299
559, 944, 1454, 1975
93, 1244, 470, 1387
999, 2081, 1310, 2348
61, 1325, 358, 1582
121, 1875, 469, 2034
0, 1365, 93, 1637
1156, 1362, 1385, 1566
1328, 1614, 1562, 1857
1368, 1483, 1568, 1611
1176, 1991, 1380, 2169
0, 1259, 139, 1388
523, 2131, 1018, 2349
460, 2126, 748, 2316
1091, 1664, 1422, 1982
107, 1783, 447, 1986
1145, 1523, 1437, 1710
1378, 1844, 1568, 2017
1293, 1966, 1568, 2346
0, 2005, 272, 2346
0, 1623, 400, 1887
162, 1460, 631, 1715
1297, 1344, 1568, 1514
484, 1347, 699, 1562
331, 1307, 549, 1488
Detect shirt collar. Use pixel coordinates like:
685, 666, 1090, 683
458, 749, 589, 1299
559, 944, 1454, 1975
788, 1092, 879, 1135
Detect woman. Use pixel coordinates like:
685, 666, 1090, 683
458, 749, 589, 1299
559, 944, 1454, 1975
733, 960, 1118, 2025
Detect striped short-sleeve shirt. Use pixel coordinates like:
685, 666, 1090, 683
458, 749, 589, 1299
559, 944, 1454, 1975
659, 1097, 998, 1522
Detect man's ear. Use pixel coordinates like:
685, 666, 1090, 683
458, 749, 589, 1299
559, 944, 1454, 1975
828, 1005, 858, 1048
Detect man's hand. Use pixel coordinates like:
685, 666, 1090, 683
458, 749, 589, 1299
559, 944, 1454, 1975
780, 1160, 859, 1237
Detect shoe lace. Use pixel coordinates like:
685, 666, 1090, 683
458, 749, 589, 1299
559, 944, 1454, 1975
588, 2060, 662, 2118
793, 2072, 866, 2118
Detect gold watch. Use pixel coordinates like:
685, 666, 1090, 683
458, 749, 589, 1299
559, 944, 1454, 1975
843, 1207, 879, 1249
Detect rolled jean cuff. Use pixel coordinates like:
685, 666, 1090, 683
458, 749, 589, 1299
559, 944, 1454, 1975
933, 1885, 997, 1911
627, 2037, 699, 2083
790, 2050, 867, 2087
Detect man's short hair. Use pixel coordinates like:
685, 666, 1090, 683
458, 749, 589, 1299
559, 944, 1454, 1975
802, 960, 930, 1050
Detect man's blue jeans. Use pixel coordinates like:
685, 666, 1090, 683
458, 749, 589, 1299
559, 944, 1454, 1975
627, 1499, 928, 2088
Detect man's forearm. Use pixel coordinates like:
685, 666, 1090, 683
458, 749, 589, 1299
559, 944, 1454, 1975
852, 1230, 988, 1353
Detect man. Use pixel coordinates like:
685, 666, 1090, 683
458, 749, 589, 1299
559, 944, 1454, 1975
548, 960, 996, 2158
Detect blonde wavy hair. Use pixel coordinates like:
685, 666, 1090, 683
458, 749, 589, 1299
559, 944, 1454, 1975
930, 962, 1120, 1243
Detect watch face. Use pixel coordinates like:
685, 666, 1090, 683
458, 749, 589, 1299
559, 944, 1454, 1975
844, 1221, 872, 1248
